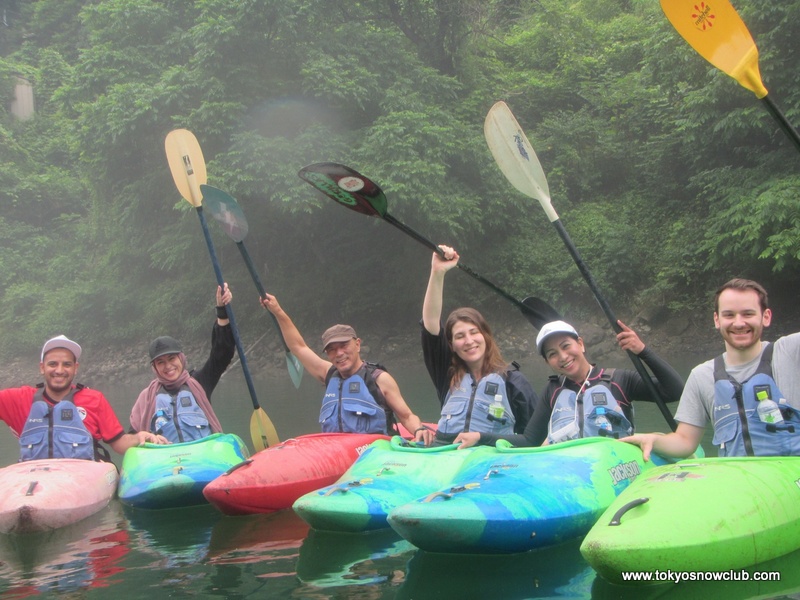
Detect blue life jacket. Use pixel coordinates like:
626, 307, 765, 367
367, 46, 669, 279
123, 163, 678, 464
437, 372, 515, 437
19, 386, 95, 461
547, 368, 633, 444
321, 362, 394, 434
151, 385, 212, 443
712, 344, 800, 457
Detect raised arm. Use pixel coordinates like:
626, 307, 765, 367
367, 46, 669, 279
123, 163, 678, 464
422, 245, 459, 335
192, 284, 236, 397
260, 293, 332, 383
616, 319, 685, 403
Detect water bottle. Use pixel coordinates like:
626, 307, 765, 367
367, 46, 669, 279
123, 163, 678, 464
489, 394, 505, 420
756, 389, 784, 425
154, 410, 168, 434
595, 407, 612, 433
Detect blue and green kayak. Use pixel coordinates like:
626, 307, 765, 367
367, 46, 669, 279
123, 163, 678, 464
292, 437, 475, 532
388, 437, 665, 554
118, 433, 249, 509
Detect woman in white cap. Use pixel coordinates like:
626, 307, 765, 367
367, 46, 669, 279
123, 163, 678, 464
422, 245, 538, 445
456, 318, 684, 448
129, 284, 235, 442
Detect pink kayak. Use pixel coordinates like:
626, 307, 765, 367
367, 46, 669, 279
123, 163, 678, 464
0, 458, 119, 534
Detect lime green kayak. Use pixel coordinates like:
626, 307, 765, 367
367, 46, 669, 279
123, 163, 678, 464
581, 456, 800, 584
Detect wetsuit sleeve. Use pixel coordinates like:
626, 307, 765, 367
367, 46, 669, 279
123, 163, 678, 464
420, 321, 452, 406
190, 321, 236, 399
618, 347, 685, 404
476, 382, 551, 447
505, 370, 538, 434
523, 385, 553, 446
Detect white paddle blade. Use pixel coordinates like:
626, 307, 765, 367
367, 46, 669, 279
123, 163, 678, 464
165, 129, 207, 207
484, 101, 558, 222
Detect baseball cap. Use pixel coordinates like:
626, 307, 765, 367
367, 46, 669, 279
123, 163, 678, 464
535, 320, 579, 356
41, 335, 82, 362
321, 324, 357, 351
149, 336, 183, 361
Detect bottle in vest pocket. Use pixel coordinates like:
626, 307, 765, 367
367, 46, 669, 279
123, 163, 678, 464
755, 386, 784, 425
488, 394, 505, 421
595, 407, 612, 434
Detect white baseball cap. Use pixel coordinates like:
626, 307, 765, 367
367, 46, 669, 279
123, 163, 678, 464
535, 321, 579, 356
41, 335, 82, 362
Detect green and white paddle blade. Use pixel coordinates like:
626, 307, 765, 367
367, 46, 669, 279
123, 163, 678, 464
200, 184, 249, 243
484, 101, 557, 223
298, 163, 389, 218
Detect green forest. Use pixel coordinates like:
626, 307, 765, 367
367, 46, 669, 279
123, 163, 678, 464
2, 0, 800, 361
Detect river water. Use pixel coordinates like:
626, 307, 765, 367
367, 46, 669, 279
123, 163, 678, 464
0, 363, 797, 599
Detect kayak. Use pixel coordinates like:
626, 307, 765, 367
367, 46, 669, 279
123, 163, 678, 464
292, 437, 475, 532
388, 437, 663, 554
580, 456, 800, 583
203, 433, 389, 516
118, 433, 249, 509
0, 458, 119, 534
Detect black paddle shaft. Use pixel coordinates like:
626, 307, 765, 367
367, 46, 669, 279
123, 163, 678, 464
761, 95, 800, 155
550, 218, 678, 431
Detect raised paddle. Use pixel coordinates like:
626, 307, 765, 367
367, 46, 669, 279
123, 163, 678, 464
660, 0, 800, 155
297, 162, 560, 330
484, 101, 678, 431
200, 184, 305, 389
164, 129, 280, 451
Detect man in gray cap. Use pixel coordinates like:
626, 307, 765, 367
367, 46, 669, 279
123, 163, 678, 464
0, 335, 167, 462
261, 293, 434, 444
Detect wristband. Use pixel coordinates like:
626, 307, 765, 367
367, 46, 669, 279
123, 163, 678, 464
414, 425, 432, 434
216, 305, 228, 319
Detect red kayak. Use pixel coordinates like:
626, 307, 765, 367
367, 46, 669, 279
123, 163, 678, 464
203, 433, 389, 516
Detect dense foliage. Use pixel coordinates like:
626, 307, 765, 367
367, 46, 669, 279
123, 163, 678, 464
1, 0, 799, 360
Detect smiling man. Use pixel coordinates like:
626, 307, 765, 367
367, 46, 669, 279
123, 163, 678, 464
260, 293, 434, 445
0, 335, 166, 462
624, 278, 800, 459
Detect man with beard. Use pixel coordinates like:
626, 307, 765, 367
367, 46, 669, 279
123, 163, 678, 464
260, 293, 434, 445
624, 278, 800, 459
0, 335, 166, 462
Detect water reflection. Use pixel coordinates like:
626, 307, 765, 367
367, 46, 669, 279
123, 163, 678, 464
397, 539, 594, 600
0, 502, 129, 598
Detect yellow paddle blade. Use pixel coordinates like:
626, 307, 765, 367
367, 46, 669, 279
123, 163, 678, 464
484, 101, 558, 223
660, 0, 768, 98
250, 407, 280, 452
164, 129, 207, 207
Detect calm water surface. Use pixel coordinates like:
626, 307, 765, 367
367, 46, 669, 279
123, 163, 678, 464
0, 364, 797, 599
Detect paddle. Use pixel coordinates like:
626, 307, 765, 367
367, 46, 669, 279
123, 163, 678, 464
297, 162, 560, 330
199, 184, 305, 389
484, 101, 678, 431
660, 0, 800, 155
164, 129, 280, 451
